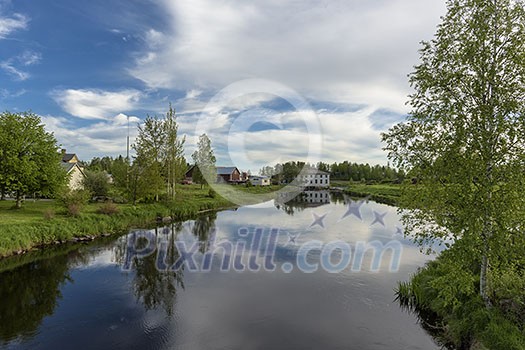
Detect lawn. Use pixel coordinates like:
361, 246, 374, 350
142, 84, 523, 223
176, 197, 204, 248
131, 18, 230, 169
341, 182, 402, 205
0, 184, 282, 258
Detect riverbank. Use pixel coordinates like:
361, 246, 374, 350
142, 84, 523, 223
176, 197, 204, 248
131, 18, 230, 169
396, 246, 525, 350
331, 181, 402, 205
0, 184, 282, 258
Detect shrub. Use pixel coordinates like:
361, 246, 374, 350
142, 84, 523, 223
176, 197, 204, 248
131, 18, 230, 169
98, 202, 120, 215
58, 189, 90, 216
43, 208, 55, 220
82, 170, 110, 198
208, 188, 216, 198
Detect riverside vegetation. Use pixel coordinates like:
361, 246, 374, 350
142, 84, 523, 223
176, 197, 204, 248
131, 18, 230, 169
383, 0, 525, 348
0, 184, 282, 258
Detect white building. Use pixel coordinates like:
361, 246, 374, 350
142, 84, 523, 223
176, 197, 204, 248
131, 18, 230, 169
60, 150, 85, 190
249, 175, 271, 186
297, 168, 330, 188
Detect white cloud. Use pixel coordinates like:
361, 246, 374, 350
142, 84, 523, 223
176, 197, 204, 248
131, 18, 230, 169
0, 12, 28, 38
0, 50, 42, 81
0, 60, 29, 80
18, 50, 41, 66
129, 0, 446, 113
41, 113, 140, 160
52, 88, 142, 120
185, 89, 202, 99
173, 104, 390, 172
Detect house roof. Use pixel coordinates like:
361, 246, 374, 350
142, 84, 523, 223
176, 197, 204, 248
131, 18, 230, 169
60, 162, 79, 174
216, 166, 239, 175
62, 153, 77, 162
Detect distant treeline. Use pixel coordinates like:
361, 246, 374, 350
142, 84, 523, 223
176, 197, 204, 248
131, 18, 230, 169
260, 161, 404, 183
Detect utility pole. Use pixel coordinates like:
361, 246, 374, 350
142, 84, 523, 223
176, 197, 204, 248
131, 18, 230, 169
126, 115, 130, 193
126, 115, 130, 162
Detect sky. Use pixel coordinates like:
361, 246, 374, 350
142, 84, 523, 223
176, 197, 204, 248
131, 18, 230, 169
0, 0, 447, 172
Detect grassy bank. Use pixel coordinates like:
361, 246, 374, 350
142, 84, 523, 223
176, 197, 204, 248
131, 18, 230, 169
396, 247, 525, 350
0, 184, 281, 258
332, 181, 402, 205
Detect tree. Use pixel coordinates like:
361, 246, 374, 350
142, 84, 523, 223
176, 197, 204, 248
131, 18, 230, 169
0, 111, 66, 208
132, 115, 166, 202
383, 0, 525, 307
82, 170, 110, 198
162, 104, 186, 200
191, 134, 216, 188
131, 105, 186, 203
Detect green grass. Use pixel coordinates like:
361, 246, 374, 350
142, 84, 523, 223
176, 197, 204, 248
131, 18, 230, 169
0, 185, 239, 258
0, 184, 288, 258
341, 182, 402, 205
396, 249, 525, 350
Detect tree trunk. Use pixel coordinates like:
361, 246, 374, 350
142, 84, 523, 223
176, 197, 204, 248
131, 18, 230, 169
480, 236, 491, 308
15, 191, 22, 209
480, 159, 494, 308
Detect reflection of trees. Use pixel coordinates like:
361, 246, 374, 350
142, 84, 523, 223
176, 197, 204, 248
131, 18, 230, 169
0, 254, 71, 344
192, 213, 217, 253
275, 202, 300, 216
131, 226, 185, 316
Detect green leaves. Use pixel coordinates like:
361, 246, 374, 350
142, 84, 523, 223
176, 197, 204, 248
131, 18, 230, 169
0, 111, 66, 205
383, 0, 525, 306
191, 133, 216, 186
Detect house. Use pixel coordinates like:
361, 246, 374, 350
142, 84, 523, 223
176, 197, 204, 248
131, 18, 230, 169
60, 150, 85, 190
216, 166, 241, 183
296, 168, 330, 188
249, 175, 271, 186
184, 165, 244, 184
184, 165, 195, 184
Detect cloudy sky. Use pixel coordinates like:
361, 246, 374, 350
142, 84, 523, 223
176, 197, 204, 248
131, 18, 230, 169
0, 0, 446, 172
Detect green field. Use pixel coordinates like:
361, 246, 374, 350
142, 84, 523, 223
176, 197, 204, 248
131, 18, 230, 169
332, 181, 402, 205
0, 184, 282, 258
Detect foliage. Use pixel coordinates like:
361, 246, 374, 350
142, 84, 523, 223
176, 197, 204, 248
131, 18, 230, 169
0, 184, 237, 258
82, 170, 110, 198
191, 134, 216, 188
130, 105, 186, 203
0, 111, 66, 208
162, 104, 186, 200
97, 201, 120, 216
383, 0, 525, 307
260, 161, 404, 184
43, 209, 55, 221
328, 161, 404, 182
396, 248, 525, 349
57, 189, 90, 216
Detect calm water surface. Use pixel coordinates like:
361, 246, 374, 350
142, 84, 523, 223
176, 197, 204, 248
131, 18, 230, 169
0, 192, 439, 349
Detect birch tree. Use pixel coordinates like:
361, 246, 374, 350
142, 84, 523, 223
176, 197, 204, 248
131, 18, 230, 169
382, 0, 525, 307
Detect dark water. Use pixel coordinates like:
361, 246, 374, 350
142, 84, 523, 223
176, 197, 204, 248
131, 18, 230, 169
0, 192, 439, 349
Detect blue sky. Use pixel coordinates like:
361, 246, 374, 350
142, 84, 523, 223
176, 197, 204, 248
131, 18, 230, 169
0, 0, 446, 172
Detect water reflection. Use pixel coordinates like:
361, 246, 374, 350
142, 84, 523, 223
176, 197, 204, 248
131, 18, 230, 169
0, 255, 70, 344
0, 197, 439, 350
275, 190, 332, 215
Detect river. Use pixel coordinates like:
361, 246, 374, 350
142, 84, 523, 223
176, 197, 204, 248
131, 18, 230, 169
0, 191, 439, 349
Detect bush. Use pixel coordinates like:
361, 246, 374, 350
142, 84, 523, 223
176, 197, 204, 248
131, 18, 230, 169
98, 202, 120, 215
208, 188, 216, 198
43, 208, 55, 220
82, 170, 110, 198
58, 189, 90, 216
